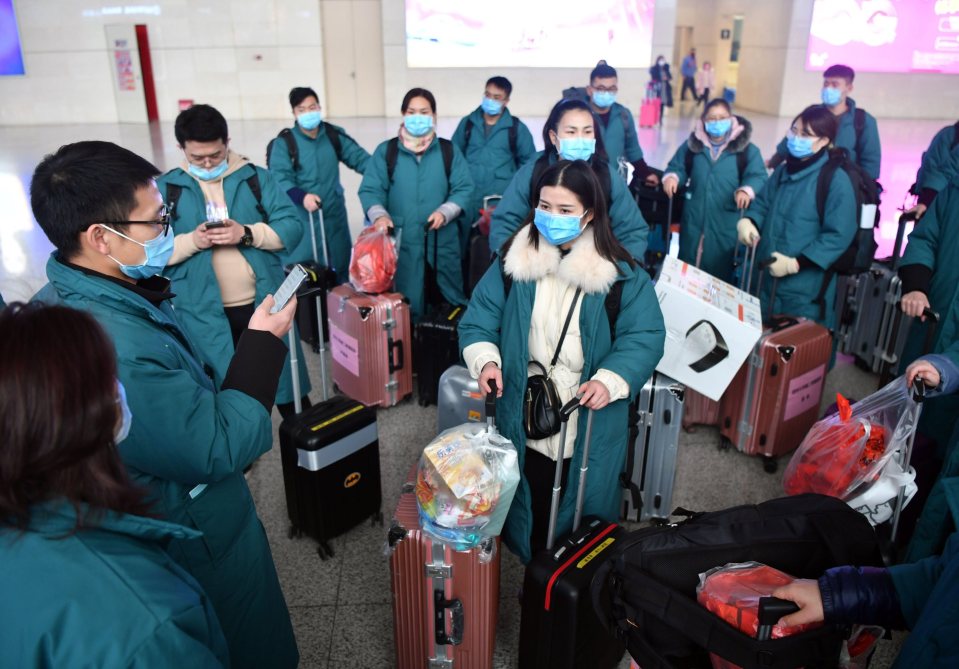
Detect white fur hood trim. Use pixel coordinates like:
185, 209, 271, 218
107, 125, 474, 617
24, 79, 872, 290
502, 224, 619, 294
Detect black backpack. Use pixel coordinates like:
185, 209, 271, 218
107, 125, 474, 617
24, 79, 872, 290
463, 117, 521, 167
165, 164, 269, 225
385, 136, 453, 184
593, 494, 884, 669
266, 124, 344, 171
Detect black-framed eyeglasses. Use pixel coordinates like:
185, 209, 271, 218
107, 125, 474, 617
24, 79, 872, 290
96, 204, 172, 236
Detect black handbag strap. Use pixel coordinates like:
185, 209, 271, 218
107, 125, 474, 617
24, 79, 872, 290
546, 287, 582, 375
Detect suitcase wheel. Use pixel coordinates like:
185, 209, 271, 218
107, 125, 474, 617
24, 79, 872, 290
317, 541, 335, 560
718, 437, 732, 451
762, 457, 778, 474
287, 525, 303, 540
311, 343, 320, 354
370, 511, 384, 527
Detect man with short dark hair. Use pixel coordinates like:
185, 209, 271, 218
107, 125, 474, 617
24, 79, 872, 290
268, 86, 370, 282
768, 64, 881, 181
158, 103, 311, 417
30, 140, 300, 668
680, 48, 697, 101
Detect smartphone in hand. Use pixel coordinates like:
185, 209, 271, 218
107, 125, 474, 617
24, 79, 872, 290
271, 264, 308, 314
204, 220, 227, 229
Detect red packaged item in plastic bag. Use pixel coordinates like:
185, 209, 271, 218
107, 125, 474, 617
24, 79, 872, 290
349, 227, 397, 294
697, 562, 821, 669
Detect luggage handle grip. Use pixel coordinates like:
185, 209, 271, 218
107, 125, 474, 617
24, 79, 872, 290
757, 597, 800, 641
485, 379, 497, 420
433, 590, 464, 646
388, 338, 404, 373
559, 396, 581, 421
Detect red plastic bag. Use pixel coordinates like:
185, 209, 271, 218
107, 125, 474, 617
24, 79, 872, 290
349, 227, 397, 293
697, 562, 820, 669
783, 379, 917, 501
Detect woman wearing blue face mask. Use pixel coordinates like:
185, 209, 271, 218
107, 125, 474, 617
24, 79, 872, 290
661, 99, 768, 282
736, 105, 857, 329
489, 98, 648, 264
459, 160, 665, 563
0, 302, 229, 667
358, 87, 475, 321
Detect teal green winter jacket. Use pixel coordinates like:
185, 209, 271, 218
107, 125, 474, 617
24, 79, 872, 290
0, 502, 229, 668
665, 117, 767, 282
458, 227, 665, 563
488, 151, 648, 261
36, 256, 298, 669
268, 122, 370, 282
915, 123, 959, 203
746, 150, 857, 329
157, 162, 309, 405
775, 98, 881, 181
595, 102, 644, 167
358, 135, 474, 320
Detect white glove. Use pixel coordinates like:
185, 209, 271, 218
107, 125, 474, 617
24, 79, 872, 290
768, 252, 800, 278
736, 218, 760, 246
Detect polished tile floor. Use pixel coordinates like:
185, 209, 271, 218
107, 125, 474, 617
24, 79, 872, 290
0, 100, 943, 667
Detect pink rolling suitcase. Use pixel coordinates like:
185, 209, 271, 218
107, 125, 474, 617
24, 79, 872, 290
327, 284, 412, 407
639, 87, 662, 128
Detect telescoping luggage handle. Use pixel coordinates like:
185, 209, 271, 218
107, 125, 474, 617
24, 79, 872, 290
546, 398, 594, 551
877, 305, 939, 388
891, 374, 930, 543
308, 207, 330, 402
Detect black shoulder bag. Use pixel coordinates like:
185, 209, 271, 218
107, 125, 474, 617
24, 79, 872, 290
524, 288, 582, 440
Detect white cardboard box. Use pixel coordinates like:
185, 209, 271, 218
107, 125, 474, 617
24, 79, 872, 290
654, 257, 763, 401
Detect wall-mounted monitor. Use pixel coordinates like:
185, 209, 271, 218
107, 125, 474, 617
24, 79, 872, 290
0, 0, 25, 76
806, 0, 959, 74
406, 0, 656, 68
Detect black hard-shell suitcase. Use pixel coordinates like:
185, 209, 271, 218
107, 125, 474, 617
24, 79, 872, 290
518, 401, 626, 669
413, 304, 464, 406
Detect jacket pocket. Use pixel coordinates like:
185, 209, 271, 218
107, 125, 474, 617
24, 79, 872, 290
182, 473, 256, 565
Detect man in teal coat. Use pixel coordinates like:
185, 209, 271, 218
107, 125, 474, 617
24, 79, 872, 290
452, 76, 537, 250
906, 121, 959, 221
359, 122, 474, 320
29, 140, 299, 668
269, 86, 371, 282
158, 104, 310, 415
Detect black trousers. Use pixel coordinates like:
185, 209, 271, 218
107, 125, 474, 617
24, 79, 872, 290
681, 76, 696, 100
524, 448, 572, 555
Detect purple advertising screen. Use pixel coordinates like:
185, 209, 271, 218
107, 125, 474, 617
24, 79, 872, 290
806, 0, 959, 74
0, 0, 25, 75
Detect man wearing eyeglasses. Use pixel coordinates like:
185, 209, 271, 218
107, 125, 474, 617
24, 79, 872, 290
30, 140, 300, 668
157, 103, 311, 419
587, 60, 659, 189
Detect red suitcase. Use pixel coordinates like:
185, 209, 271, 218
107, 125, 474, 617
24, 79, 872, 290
718, 316, 831, 472
639, 97, 661, 127
388, 475, 500, 667
327, 284, 412, 407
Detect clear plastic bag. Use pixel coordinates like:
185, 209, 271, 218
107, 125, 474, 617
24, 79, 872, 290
349, 227, 397, 293
783, 379, 918, 501
415, 422, 520, 552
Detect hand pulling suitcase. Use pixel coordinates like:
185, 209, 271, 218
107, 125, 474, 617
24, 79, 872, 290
328, 284, 412, 407
437, 364, 486, 433
621, 372, 685, 523
519, 400, 627, 669
278, 333, 383, 559
388, 388, 502, 669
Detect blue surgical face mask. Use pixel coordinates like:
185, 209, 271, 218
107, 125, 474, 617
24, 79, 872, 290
786, 133, 817, 159
704, 118, 732, 137
533, 207, 588, 246
102, 224, 175, 279
821, 86, 842, 107
188, 159, 229, 182
115, 380, 133, 444
481, 97, 503, 116
403, 114, 434, 137
297, 110, 322, 130
592, 91, 617, 109
557, 137, 596, 161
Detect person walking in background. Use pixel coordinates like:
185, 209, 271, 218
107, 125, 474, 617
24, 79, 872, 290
695, 61, 716, 106
649, 54, 674, 108
680, 48, 697, 102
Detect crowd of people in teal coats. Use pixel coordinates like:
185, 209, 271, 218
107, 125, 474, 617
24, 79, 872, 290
2, 54, 959, 667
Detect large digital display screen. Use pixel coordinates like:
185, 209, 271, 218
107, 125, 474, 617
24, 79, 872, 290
806, 0, 959, 74
0, 0, 25, 75
406, 0, 656, 68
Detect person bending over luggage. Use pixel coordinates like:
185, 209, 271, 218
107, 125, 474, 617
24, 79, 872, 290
661, 99, 767, 283
459, 160, 665, 564
0, 302, 230, 667
358, 87, 474, 321
158, 103, 311, 418
904, 120, 959, 222
268, 86, 371, 282
29, 141, 300, 668
737, 105, 857, 330
489, 98, 648, 262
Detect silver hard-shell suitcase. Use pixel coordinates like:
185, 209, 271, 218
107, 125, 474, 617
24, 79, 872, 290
620, 372, 685, 522
436, 365, 486, 433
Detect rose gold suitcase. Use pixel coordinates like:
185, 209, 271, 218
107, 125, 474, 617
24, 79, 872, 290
388, 466, 500, 669
327, 285, 412, 407
682, 389, 720, 432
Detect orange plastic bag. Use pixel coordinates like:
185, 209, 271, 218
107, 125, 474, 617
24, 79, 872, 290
349, 227, 397, 294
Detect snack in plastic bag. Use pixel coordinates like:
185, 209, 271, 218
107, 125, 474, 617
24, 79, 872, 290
697, 562, 821, 669
783, 379, 917, 501
349, 227, 397, 293
416, 422, 520, 551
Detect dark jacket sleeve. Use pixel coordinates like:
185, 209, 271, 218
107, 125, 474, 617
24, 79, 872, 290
221, 329, 288, 412
818, 566, 907, 629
